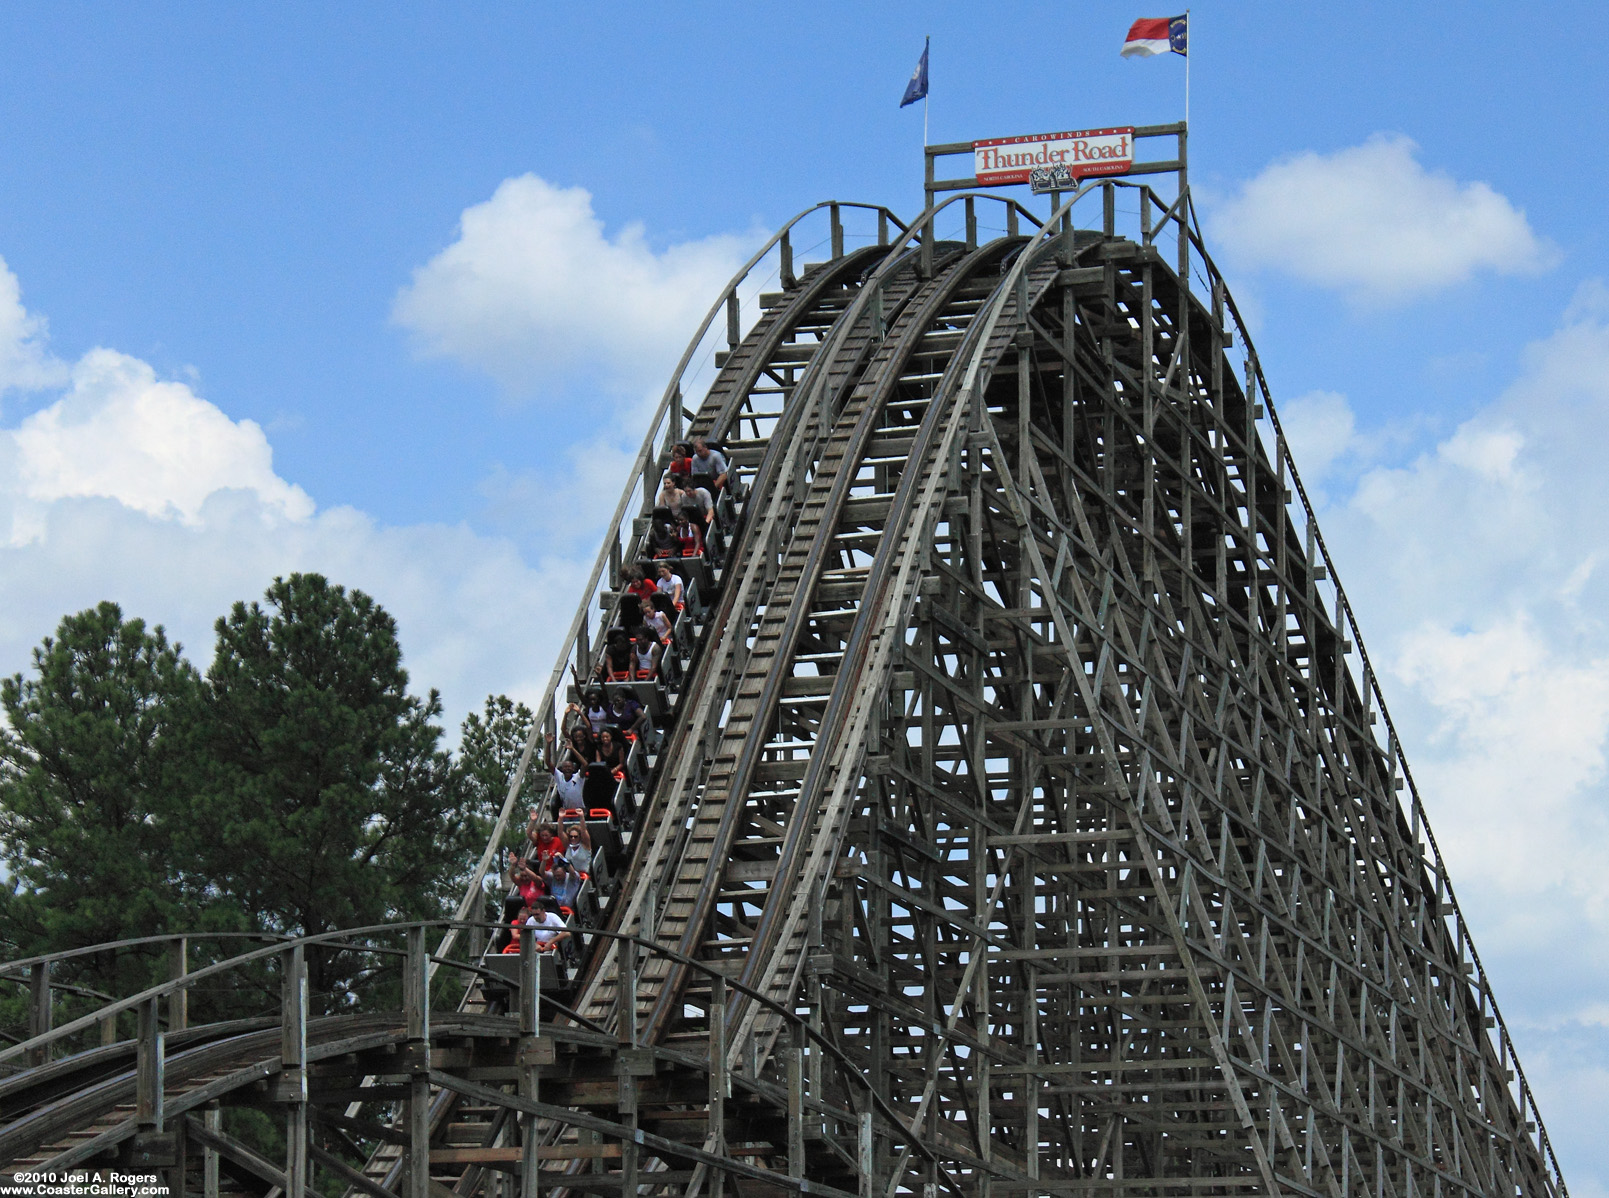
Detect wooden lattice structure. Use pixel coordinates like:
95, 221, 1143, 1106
2, 170, 1569, 1198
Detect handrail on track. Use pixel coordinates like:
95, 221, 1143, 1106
0, 921, 432, 1069
0, 932, 292, 979
0, 920, 619, 1068
0, 920, 953, 1180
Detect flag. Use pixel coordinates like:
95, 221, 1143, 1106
900, 37, 929, 107
1121, 14, 1187, 58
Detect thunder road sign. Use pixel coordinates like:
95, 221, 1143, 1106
972, 128, 1135, 187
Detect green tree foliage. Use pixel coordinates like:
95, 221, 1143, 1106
0, 603, 204, 1009
1, 576, 524, 1032
457, 693, 539, 846
173, 574, 483, 1003
454, 694, 540, 933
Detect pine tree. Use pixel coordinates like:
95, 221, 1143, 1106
0, 603, 205, 1014
456, 693, 539, 850
176, 573, 483, 1005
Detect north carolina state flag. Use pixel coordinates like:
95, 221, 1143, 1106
1122, 14, 1187, 57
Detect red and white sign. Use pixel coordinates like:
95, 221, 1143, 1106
972, 127, 1135, 187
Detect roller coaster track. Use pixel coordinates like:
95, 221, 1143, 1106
3, 184, 1573, 1198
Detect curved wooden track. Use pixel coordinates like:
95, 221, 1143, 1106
3, 189, 1570, 1198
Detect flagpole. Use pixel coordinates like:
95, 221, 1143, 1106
923, 33, 930, 149
1184, 9, 1191, 129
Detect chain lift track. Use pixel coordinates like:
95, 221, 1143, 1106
1, 188, 1571, 1198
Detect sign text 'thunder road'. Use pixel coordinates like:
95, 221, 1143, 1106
972, 128, 1135, 187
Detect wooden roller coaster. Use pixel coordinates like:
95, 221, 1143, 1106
2, 147, 1572, 1198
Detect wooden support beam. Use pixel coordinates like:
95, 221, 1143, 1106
405, 925, 431, 1198
29, 961, 51, 1068
202, 1109, 221, 1198
309, 1141, 402, 1198
136, 996, 163, 1131
184, 1114, 287, 1192
518, 928, 542, 1198
281, 944, 309, 1198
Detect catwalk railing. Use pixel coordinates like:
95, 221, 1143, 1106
2, 921, 956, 1198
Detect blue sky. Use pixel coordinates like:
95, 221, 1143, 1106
3, 2, 1608, 1186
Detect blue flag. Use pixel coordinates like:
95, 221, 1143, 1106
900, 37, 929, 108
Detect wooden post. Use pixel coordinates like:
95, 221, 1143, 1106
1176, 124, 1190, 285
136, 996, 164, 1130
519, 930, 541, 1198
620, 936, 638, 1049
406, 926, 431, 1198
168, 937, 189, 1034
831, 204, 844, 259
169, 938, 190, 1197
619, 1080, 639, 1198
282, 945, 308, 1198
617, 998, 639, 1198
708, 975, 727, 1198
28, 960, 51, 1068
806, 973, 823, 1140
787, 1023, 805, 1178
858, 1112, 874, 1198
203, 1108, 221, 1198
1026, 968, 1039, 1180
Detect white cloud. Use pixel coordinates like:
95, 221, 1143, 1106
0, 259, 582, 731
8, 348, 313, 538
1283, 288, 1609, 1183
1275, 390, 1355, 481
1393, 617, 1609, 910
1312, 284, 1609, 960
1212, 134, 1554, 303
392, 174, 757, 396
0, 256, 69, 397
0, 490, 572, 729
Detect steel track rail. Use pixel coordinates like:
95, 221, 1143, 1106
3, 1015, 403, 1169
566, 245, 941, 1026
633, 240, 1024, 1042
355, 223, 912, 1198
728, 259, 1067, 1062
438, 203, 906, 976
572, 195, 1042, 1042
